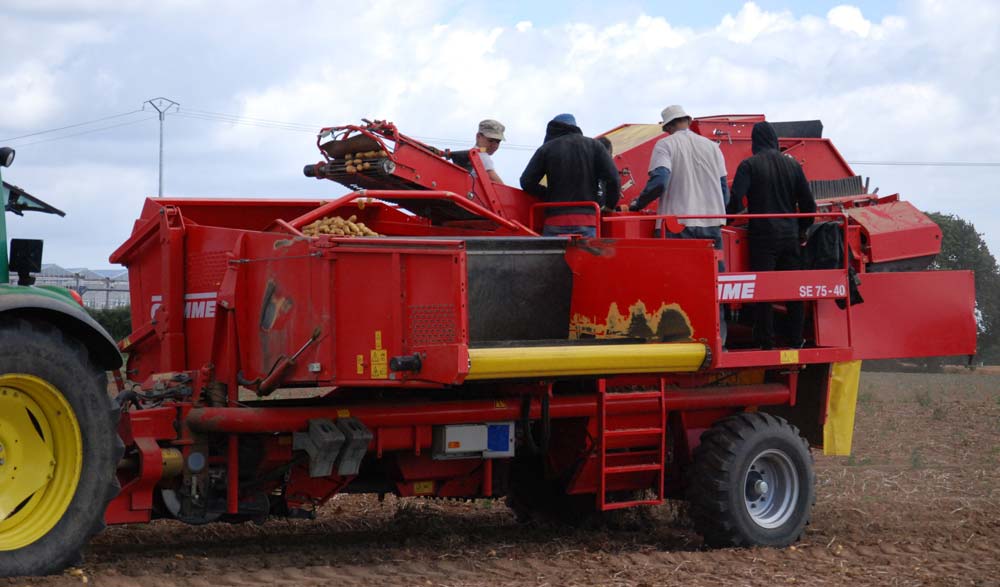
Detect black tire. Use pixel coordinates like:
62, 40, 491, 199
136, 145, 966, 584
688, 412, 814, 548
0, 319, 121, 577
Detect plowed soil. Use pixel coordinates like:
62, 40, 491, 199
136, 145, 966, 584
14, 371, 1000, 586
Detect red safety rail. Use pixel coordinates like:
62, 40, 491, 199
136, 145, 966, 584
528, 201, 603, 237
599, 115, 941, 270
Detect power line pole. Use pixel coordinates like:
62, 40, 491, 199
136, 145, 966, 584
143, 97, 179, 197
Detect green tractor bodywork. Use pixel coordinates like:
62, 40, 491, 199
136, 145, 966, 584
0, 147, 122, 370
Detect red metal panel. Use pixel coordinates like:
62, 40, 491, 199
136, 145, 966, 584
847, 200, 943, 263
564, 238, 719, 349
846, 271, 977, 360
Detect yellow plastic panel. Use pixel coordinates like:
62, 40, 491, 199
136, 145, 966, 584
823, 360, 862, 456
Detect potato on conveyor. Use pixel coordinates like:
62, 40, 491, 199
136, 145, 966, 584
301, 214, 381, 238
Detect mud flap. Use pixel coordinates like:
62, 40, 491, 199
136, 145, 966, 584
823, 360, 862, 456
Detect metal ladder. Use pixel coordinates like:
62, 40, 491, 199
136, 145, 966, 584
596, 378, 667, 511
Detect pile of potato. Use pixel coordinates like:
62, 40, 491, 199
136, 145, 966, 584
302, 214, 380, 237
342, 150, 388, 174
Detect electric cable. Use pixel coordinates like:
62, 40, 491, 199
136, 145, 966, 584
9, 106, 1000, 165
1, 110, 144, 142
11, 115, 158, 147
848, 161, 1000, 167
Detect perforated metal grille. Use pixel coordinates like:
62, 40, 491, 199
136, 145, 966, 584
409, 304, 459, 346
186, 251, 229, 292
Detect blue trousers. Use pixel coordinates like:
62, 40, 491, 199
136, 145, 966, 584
542, 225, 596, 238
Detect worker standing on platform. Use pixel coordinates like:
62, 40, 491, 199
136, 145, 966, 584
625, 105, 729, 245
625, 105, 729, 345
474, 119, 506, 184
520, 113, 621, 237
729, 121, 817, 349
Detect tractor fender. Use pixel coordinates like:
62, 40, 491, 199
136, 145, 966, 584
0, 292, 123, 370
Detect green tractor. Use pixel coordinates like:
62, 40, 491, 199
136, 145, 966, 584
0, 146, 123, 576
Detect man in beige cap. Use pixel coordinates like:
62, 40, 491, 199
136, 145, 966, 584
474, 119, 506, 183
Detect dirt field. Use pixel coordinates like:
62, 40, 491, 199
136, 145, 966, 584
14, 371, 1000, 587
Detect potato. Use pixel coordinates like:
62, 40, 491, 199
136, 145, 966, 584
346, 165, 357, 173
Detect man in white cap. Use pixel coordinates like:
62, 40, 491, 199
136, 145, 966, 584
626, 105, 729, 344
625, 105, 729, 246
474, 119, 506, 184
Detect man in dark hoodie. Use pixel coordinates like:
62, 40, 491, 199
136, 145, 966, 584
520, 113, 621, 237
729, 121, 817, 349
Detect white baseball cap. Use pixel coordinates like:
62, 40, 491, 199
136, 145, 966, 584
660, 105, 690, 126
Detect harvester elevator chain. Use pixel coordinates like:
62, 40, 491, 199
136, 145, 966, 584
293, 417, 373, 478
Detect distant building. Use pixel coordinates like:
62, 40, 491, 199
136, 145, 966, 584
6, 264, 130, 309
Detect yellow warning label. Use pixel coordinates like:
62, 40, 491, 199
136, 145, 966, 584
413, 481, 434, 495
494, 400, 507, 408
356, 354, 364, 375
780, 350, 800, 364
337, 408, 351, 418
371, 349, 388, 379
375, 330, 382, 350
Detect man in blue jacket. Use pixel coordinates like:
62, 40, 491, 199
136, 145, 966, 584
520, 114, 621, 237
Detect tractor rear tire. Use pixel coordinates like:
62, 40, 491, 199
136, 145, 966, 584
0, 320, 121, 577
688, 412, 814, 548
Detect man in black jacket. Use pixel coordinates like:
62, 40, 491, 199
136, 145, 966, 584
520, 114, 621, 237
729, 121, 817, 349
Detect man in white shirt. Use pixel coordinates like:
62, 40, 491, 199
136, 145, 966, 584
474, 119, 506, 184
625, 105, 730, 345
625, 105, 729, 246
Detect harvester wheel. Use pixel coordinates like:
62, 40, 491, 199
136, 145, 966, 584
688, 412, 814, 548
0, 320, 121, 576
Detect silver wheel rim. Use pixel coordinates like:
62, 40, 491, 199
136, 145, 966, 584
743, 448, 798, 529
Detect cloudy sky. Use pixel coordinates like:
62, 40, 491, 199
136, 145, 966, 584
1, 0, 997, 268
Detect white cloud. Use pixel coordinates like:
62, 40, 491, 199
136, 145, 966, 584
515, 20, 532, 32
827, 5, 872, 37
716, 2, 796, 43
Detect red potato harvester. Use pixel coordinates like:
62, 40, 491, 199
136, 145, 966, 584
1, 115, 976, 576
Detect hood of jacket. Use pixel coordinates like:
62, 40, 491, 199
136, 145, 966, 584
544, 120, 583, 143
751, 121, 780, 154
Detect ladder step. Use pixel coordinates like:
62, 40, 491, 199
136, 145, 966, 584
605, 463, 662, 474
604, 391, 662, 401
602, 498, 664, 511
604, 428, 663, 438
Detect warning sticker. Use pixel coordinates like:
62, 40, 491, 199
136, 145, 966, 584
780, 350, 800, 365
413, 481, 434, 495
371, 350, 388, 379
371, 330, 388, 379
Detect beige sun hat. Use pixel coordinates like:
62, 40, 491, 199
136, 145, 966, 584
659, 105, 690, 126
478, 119, 506, 141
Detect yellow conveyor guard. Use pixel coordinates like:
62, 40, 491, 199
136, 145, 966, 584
466, 343, 707, 380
